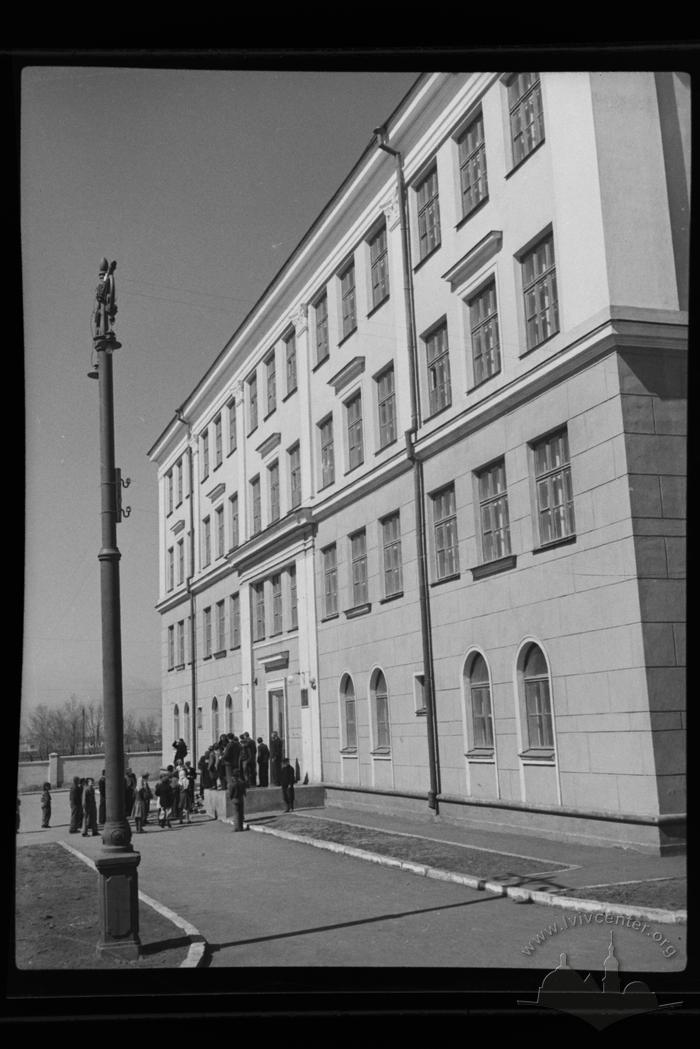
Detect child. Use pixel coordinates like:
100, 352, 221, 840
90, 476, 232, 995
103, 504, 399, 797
280, 757, 295, 813
40, 782, 51, 828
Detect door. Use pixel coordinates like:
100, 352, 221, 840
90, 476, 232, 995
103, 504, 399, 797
269, 689, 285, 753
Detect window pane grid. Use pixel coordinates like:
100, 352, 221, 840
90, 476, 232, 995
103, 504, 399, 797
230, 494, 239, 549
433, 486, 459, 578
370, 226, 389, 307
228, 401, 237, 453
470, 282, 501, 384
251, 477, 261, 534
266, 354, 276, 415
216, 600, 225, 651
269, 462, 280, 523
249, 374, 258, 431
509, 73, 544, 165
315, 293, 329, 363
289, 566, 298, 630
525, 677, 553, 748
345, 697, 357, 749
289, 445, 301, 508
522, 234, 559, 350
458, 114, 488, 215
323, 545, 337, 616
426, 325, 451, 414
375, 690, 390, 749
253, 583, 265, 641
285, 333, 297, 394
350, 530, 368, 606
272, 574, 282, 634
470, 684, 494, 748
341, 264, 356, 338
534, 431, 574, 543
347, 394, 364, 469
377, 367, 396, 448
320, 417, 335, 487
417, 168, 441, 259
230, 593, 240, 648
382, 513, 403, 596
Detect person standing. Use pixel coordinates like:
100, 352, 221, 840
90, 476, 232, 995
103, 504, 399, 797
256, 737, 270, 787
82, 777, 99, 836
124, 768, 136, 816
280, 758, 296, 812
229, 769, 248, 831
269, 731, 283, 786
222, 733, 241, 792
155, 773, 174, 829
131, 773, 151, 833
172, 737, 188, 763
184, 760, 197, 810
68, 776, 83, 833
98, 770, 106, 826
240, 733, 254, 787
40, 782, 52, 828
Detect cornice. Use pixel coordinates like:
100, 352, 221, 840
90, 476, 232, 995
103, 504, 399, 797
328, 356, 365, 394
441, 230, 502, 292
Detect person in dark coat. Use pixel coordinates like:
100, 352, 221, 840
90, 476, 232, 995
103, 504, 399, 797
222, 733, 241, 791
280, 758, 296, 812
269, 731, 283, 786
40, 782, 52, 828
131, 773, 151, 833
155, 773, 174, 828
124, 768, 136, 815
172, 738, 188, 763
198, 751, 209, 796
207, 746, 219, 789
98, 770, 106, 826
69, 776, 83, 833
239, 733, 254, 787
184, 761, 197, 808
82, 777, 99, 836
256, 737, 270, 787
229, 770, 248, 831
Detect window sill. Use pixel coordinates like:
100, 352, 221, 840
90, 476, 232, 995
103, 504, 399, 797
371, 748, 391, 758
343, 462, 365, 477
203, 654, 212, 662
247, 427, 258, 438
340, 747, 358, 756
374, 438, 398, 456
430, 572, 461, 588
252, 636, 266, 644
312, 353, 330, 373
269, 630, 283, 639
455, 195, 489, 231
424, 400, 453, 425
318, 480, 335, 493
287, 624, 299, 634
226, 447, 237, 459
345, 602, 371, 619
471, 554, 516, 580
532, 534, 576, 555
415, 708, 427, 717
321, 612, 339, 623
367, 295, 389, 320
518, 326, 560, 359
518, 748, 555, 763
379, 591, 403, 605
465, 748, 495, 762
466, 369, 502, 395
212, 462, 222, 473
338, 326, 358, 349
229, 645, 241, 652
504, 137, 545, 180
413, 242, 442, 274
282, 388, 297, 403
175, 664, 186, 672
263, 409, 276, 422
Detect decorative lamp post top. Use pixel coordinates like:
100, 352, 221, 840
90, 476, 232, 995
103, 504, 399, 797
92, 257, 120, 347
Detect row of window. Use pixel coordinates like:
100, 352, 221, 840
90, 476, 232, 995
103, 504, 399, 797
251, 566, 298, 642
322, 510, 403, 618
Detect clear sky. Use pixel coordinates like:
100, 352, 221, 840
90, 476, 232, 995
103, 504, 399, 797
21, 65, 419, 720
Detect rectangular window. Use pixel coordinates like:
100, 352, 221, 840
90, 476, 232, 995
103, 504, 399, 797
268, 460, 280, 523
433, 484, 459, 579
376, 364, 396, 449
471, 685, 494, 748
375, 689, 390, 749
203, 606, 212, 658
508, 72, 545, 166
416, 166, 441, 259
525, 678, 553, 748
230, 592, 240, 648
426, 322, 451, 415
323, 544, 338, 617
350, 528, 368, 607
214, 414, 222, 468
369, 224, 389, 308
340, 262, 357, 339
345, 696, 357, 749
533, 429, 575, 545
248, 372, 258, 432
314, 291, 329, 364
250, 476, 261, 534
346, 392, 364, 470
319, 415, 335, 488
175, 458, 183, 505
167, 624, 175, 669
166, 470, 173, 514
285, 331, 297, 395
381, 511, 403, 597
271, 574, 282, 634
167, 546, 174, 591
229, 493, 239, 549
522, 232, 559, 350
477, 459, 511, 562
469, 280, 501, 385
177, 538, 185, 585
201, 431, 209, 479
202, 516, 211, 567
265, 351, 276, 415
176, 620, 185, 667
252, 581, 265, 641
228, 399, 237, 454
289, 443, 301, 509
458, 111, 488, 217
216, 599, 226, 652
289, 565, 298, 630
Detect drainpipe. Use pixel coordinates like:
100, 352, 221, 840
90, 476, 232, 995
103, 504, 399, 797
374, 126, 441, 812
175, 406, 198, 768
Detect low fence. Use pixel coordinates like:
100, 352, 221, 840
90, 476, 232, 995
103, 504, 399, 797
17, 750, 165, 791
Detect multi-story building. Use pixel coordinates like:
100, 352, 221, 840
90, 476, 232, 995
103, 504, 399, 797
148, 72, 688, 853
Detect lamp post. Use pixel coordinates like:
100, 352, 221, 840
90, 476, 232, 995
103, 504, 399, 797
89, 257, 141, 960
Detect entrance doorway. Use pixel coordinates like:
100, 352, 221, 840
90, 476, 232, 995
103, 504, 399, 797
269, 688, 286, 753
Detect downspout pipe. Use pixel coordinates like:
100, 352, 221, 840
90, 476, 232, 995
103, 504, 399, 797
175, 406, 198, 769
374, 126, 441, 812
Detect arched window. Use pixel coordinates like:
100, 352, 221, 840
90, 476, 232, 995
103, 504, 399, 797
211, 696, 219, 743
340, 674, 357, 750
183, 702, 190, 746
225, 694, 233, 734
466, 653, 494, 749
370, 670, 391, 750
173, 704, 180, 741
522, 643, 553, 749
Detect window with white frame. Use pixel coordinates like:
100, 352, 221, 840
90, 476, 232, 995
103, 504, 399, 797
225, 694, 233, 734
214, 414, 222, 468
314, 291, 329, 364
466, 653, 494, 749
477, 459, 511, 562
268, 460, 280, 523
201, 430, 210, 479
250, 475, 261, 534
175, 458, 183, 505
341, 674, 357, 750
371, 669, 391, 750
533, 428, 575, 545
211, 697, 219, 743
215, 504, 225, 558
183, 702, 190, 744
289, 564, 298, 630
271, 573, 282, 634
177, 537, 185, 585
230, 592, 240, 648
319, 415, 335, 488
202, 516, 211, 567
521, 643, 554, 750
376, 364, 396, 449
285, 330, 297, 395
469, 280, 501, 385
216, 599, 226, 653
369, 223, 389, 309
167, 546, 174, 591
521, 232, 559, 350
349, 528, 368, 607
265, 351, 276, 416
229, 492, 239, 549
340, 261, 357, 339
425, 322, 451, 415
432, 484, 459, 579
248, 372, 258, 432
173, 703, 179, 739
414, 673, 427, 716
289, 443, 301, 509
457, 110, 488, 217
252, 581, 265, 641
203, 606, 212, 657
166, 470, 174, 514
167, 624, 175, 669
508, 72, 545, 167
381, 511, 403, 598
176, 620, 185, 667
323, 544, 338, 617
346, 391, 364, 470
416, 166, 441, 260
227, 399, 237, 454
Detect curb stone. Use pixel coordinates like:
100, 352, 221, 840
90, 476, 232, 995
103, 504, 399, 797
249, 823, 687, 926
57, 840, 208, 966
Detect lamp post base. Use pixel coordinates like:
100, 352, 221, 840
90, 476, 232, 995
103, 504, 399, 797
94, 847, 141, 961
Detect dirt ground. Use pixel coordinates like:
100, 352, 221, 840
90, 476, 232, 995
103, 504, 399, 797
14, 843, 191, 969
